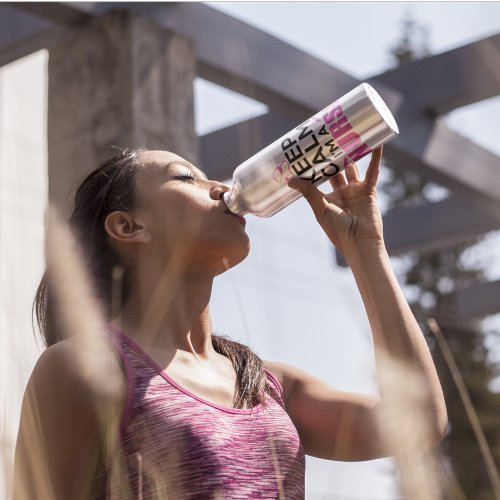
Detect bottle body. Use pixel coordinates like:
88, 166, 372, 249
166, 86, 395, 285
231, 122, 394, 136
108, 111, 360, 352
223, 83, 399, 217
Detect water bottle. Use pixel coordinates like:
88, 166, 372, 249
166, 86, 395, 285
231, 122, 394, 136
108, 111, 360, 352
223, 83, 399, 217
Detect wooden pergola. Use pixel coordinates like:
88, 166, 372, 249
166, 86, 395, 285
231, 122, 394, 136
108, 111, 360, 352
2, 2, 499, 322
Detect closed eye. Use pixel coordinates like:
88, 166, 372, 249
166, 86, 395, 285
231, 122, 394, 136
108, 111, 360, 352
173, 173, 197, 182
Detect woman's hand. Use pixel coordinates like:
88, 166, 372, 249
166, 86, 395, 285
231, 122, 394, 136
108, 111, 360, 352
288, 147, 384, 258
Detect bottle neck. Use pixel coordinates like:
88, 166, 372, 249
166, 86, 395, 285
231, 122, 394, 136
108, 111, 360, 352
223, 190, 247, 216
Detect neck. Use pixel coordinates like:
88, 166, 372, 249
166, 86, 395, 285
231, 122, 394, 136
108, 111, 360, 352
112, 263, 216, 358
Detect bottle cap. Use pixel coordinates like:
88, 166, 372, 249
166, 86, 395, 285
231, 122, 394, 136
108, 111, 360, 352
362, 83, 399, 135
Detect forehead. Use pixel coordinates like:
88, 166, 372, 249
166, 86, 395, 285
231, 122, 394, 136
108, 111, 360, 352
139, 150, 185, 167
138, 150, 206, 178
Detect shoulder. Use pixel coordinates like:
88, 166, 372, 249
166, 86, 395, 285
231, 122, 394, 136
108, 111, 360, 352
263, 360, 308, 408
15, 336, 128, 499
27, 336, 127, 411
263, 360, 358, 408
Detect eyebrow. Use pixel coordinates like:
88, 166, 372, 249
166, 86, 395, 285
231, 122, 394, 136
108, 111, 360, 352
165, 160, 208, 180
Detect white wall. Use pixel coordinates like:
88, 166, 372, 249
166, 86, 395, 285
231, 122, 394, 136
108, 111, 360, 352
0, 50, 47, 499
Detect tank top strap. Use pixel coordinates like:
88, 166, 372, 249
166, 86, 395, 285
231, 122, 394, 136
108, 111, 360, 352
264, 367, 287, 408
105, 325, 137, 437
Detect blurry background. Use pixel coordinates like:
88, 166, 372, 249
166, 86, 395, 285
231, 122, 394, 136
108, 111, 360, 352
1, 2, 500, 499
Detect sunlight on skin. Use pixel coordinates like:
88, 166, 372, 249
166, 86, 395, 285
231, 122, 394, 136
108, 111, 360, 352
133, 222, 205, 348
375, 350, 442, 500
109, 151, 246, 354
14, 391, 54, 499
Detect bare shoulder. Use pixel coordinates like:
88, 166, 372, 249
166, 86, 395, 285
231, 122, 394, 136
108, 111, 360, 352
262, 359, 288, 385
263, 360, 358, 405
263, 360, 311, 406
28, 336, 126, 408
15, 337, 127, 499
263, 359, 314, 382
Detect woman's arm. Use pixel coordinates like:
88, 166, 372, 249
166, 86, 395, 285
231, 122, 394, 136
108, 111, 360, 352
13, 338, 126, 500
264, 359, 384, 460
267, 148, 447, 461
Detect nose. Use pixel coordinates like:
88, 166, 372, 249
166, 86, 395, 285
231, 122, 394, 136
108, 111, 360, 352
209, 181, 231, 201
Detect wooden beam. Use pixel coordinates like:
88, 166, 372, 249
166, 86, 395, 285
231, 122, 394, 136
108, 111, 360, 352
7, 2, 93, 25
5, 2, 399, 120
373, 33, 500, 115
0, 3, 55, 46
454, 280, 500, 321
422, 121, 500, 202
383, 117, 500, 205
383, 195, 500, 255
0, 26, 64, 67
200, 113, 295, 180
336, 194, 500, 266
0, 4, 59, 66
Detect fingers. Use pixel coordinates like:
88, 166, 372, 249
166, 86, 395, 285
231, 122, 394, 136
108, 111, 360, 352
329, 171, 347, 190
288, 177, 331, 219
291, 146, 383, 213
364, 146, 383, 188
329, 162, 360, 190
345, 162, 360, 182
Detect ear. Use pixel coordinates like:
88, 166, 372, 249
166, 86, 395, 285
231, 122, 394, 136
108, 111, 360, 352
104, 211, 151, 244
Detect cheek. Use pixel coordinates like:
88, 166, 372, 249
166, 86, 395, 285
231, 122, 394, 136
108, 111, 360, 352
149, 199, 213, 247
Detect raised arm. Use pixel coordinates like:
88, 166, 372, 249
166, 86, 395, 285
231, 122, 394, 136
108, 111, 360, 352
266, 148, 447, 461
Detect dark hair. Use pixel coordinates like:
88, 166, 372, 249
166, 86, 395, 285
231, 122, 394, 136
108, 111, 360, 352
33, 148, 268, 409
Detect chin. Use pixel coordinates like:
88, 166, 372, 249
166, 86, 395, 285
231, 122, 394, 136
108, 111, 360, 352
214, 241, 250, 275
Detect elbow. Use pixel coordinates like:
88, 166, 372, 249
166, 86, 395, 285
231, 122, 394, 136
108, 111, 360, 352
431, 405, 449, 447
431, 387, 449, 446
421, 395, 448, 451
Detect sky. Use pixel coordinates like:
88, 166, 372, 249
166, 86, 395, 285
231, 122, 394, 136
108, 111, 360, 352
193, 2, 500, 498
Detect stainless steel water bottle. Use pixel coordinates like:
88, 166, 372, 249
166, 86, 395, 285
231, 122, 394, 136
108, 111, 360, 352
223, 83, 399, 217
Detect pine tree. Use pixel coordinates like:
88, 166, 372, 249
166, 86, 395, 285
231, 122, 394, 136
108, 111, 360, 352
381, 14, 500, 499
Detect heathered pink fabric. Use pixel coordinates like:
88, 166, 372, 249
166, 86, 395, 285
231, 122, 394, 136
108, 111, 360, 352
92, 328, 305, 499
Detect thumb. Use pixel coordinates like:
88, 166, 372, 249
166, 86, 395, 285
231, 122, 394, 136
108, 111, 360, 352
288, 177, 329, 218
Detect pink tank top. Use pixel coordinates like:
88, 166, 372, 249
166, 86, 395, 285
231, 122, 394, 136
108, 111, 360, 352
92, 329, 305, 499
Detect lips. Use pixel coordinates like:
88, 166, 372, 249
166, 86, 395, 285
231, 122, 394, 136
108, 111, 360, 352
224, 208, 246, 226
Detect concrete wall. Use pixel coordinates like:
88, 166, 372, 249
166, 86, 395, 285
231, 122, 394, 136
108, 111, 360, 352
47, 10, 198, 215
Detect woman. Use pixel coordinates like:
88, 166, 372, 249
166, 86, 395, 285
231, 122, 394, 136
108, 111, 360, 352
14, 147, 447, 499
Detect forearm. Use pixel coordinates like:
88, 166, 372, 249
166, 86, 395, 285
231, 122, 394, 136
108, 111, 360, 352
345, 240, 447, 436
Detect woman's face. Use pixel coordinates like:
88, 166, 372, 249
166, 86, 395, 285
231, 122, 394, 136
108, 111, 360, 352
132, 150, 250, 274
